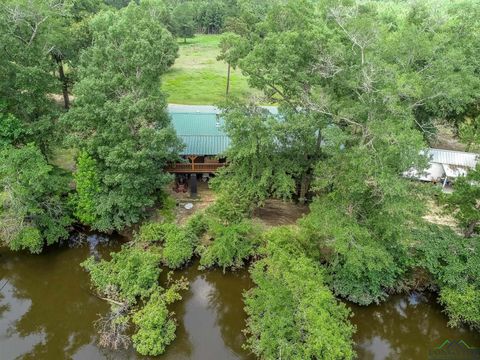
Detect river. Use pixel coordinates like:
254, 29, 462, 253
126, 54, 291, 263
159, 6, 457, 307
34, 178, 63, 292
1, 238, 479, 360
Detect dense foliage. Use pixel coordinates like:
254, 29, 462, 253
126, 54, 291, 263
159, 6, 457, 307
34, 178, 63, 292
415, 224, 480, 330
244, 228, 355, 359
132, 279, 188, 356
131, 292, 177, 356
198, 218, 260, 271
135, 222, 197, 269
64, 1, 182, 231
0, 144, 72, 253
443, 164, 480, 237
82, 245, 162, 304
83, 242, 188, 355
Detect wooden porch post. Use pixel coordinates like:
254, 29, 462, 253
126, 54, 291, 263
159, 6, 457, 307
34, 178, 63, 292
187, 156, 198, 172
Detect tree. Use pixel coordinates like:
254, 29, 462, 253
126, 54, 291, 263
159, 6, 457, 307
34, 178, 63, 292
196, 0, 226, 34
244, 227, 355, 360
64, 1, 182, 231
82, 243, 188, 354
0, 0, 61, 154
48, 0, 107, 109
172, 2, 195, 43
0, 144, 72, 253
459, 115, 480, 152
300, 119, 426, 305
443, 164, 480, 238
211, 102, 326, 211
82, 245, 162, 304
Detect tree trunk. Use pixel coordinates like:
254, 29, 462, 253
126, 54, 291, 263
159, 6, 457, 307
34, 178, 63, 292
226, 62, 231, 97
299, 173, 310, 205
57, 60, 70, 109
464, 221, 478, 238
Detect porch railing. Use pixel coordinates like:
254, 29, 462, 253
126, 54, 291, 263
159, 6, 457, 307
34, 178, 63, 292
166, 162, 226, 173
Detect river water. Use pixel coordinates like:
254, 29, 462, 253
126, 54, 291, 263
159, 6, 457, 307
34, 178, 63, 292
1, 239, 479, 360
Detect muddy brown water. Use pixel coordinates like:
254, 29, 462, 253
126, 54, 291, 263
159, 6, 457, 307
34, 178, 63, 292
1, 237, 479, 360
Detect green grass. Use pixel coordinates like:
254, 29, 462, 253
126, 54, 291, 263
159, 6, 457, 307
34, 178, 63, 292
162, 34, 260, 105
50, 148, 77, 172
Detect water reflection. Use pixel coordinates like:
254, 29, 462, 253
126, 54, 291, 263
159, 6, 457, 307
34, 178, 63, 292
1, 243, 479, 360
0, 246, 110, 360
0, 246, 254, 360
162, 263, 255, 360
350, 292, 480, 360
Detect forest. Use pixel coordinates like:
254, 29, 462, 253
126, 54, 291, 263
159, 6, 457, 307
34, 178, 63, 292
1, 0, 479, 359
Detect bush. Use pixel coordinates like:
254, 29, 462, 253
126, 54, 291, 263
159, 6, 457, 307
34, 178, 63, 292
135, 222, 167, 243
82, 246, 162, 304
72, 151, 101, 226
184, 212, 209, 237
440, 286, 480, 330
158, 194, 177, 223
161, 224, 196, 269
414, 224, 480, 329
132, 293, 177, 356
199, 219, 260, 271
136, 222, 197, 268
131, 278, 188, 356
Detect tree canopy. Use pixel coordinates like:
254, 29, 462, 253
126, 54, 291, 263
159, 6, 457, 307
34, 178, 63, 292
64, 1, 182, 231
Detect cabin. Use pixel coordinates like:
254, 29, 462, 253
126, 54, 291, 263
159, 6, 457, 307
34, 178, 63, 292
404, 148, 478, 187
166, 105, 230, 194
166, 104, 229, 173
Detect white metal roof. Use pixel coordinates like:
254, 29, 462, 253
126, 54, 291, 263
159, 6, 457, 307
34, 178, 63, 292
425, 148, 478, 168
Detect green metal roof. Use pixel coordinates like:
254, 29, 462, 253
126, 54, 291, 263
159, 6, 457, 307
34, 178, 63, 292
169, 108, 230, 156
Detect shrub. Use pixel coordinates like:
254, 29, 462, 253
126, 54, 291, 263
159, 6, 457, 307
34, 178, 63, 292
184, 212, 209, 237
72, 151, 101, 226
136, 222, 197, 268
158, 194, 177, 223
132, 293, 177, 356
199, 219, 260, 271
161, 224, 196, 269
132, 278, 188, 356
82, 246, 162, 304
440, 285, 480, 330
414, 224, 480, 329
135, 222, 167, 243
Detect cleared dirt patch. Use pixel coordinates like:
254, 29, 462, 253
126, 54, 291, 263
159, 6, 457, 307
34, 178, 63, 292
254, 199, 309, 227
423, 199, 460, 232
169, 181, 216, 224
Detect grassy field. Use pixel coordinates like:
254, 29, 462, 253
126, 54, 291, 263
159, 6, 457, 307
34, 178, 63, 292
162, 34, 259, 105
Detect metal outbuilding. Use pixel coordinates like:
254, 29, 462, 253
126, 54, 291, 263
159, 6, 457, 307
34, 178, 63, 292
404, 148, 478, 185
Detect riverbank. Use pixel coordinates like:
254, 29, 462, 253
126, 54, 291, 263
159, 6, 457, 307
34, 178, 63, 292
1, 239, 479, 360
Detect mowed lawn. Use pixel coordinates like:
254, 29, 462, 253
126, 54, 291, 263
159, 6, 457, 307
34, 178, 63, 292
162, 34, 259, 105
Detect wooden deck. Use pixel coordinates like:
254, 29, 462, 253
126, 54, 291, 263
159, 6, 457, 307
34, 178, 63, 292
166, 162, 226, 173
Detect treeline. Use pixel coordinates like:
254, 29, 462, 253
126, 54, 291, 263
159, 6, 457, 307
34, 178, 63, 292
109, 0, 240, 38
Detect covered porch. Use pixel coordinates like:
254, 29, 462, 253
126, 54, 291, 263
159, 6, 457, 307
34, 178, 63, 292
166, 155, 226, 174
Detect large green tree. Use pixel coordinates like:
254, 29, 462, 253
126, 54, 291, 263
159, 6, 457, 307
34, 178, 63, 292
64, 1, 182, 231
0, 0, 61, 154
216, 0, 440, 306
0, 144, 72, 253
172, 2, 196, 43
244, 227, 355, 359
